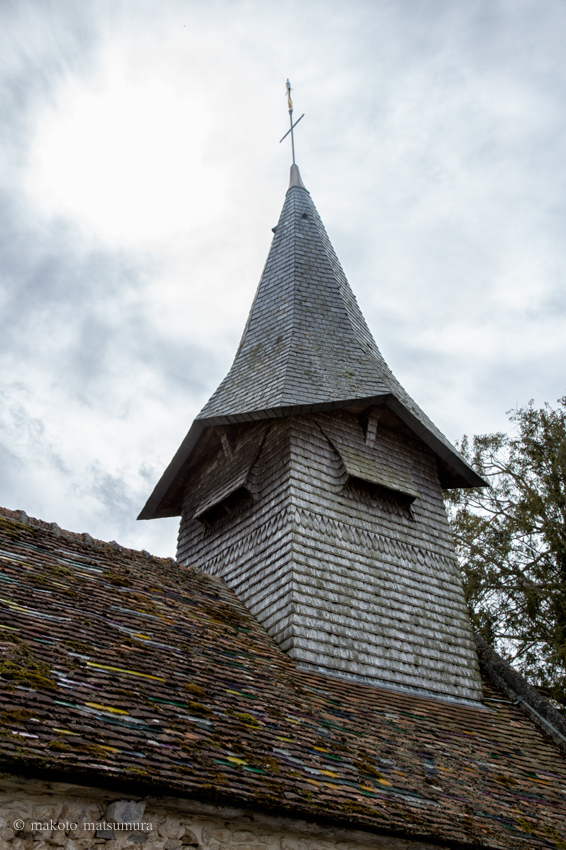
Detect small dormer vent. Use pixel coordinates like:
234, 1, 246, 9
190, 422, 269, 527
318, 417, 419, 503
195, 485, 253, 528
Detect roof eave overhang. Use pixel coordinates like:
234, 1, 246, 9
138, 393, 486, 520
384, 395, 487, 489
137, 419, 207, 520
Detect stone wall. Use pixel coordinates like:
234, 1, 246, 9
0, 775, 456, 850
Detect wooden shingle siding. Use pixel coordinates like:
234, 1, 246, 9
171, 167, 482, 702
177, 411, 482, 703
178, 422, 296, 651
287, 415, 481, 701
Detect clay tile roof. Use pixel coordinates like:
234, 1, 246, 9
1, 507, 566, 848
139, 166, 484, 520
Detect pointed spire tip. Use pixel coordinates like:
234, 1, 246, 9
289, 164, 307, 190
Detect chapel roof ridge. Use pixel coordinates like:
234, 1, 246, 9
0, 505, 175, 568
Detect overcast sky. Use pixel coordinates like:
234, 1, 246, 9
1, 0, 565, 557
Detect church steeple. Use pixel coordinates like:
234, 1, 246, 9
140, 165, 483, 523
140, 164, 485, 704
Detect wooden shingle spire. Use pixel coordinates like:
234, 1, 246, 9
140, 166, 483, 522
140, 163, 486, 704
199, 167, 392, 420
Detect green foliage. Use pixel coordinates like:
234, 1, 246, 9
445, 398, 566, 708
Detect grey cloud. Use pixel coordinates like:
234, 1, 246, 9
0, 190, 216, 396
0, 0, 101, 169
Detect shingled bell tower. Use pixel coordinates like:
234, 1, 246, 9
140, 162, 487, 705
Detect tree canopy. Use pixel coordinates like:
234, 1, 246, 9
445, 398, 566, 708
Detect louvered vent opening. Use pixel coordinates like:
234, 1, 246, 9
344, 476, 415, 516
196, 485, 253, 528
317, 419, 419, 504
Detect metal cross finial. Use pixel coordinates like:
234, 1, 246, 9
279, 79, 305, 165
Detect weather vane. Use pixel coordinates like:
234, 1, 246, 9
279, 79, 305, 165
